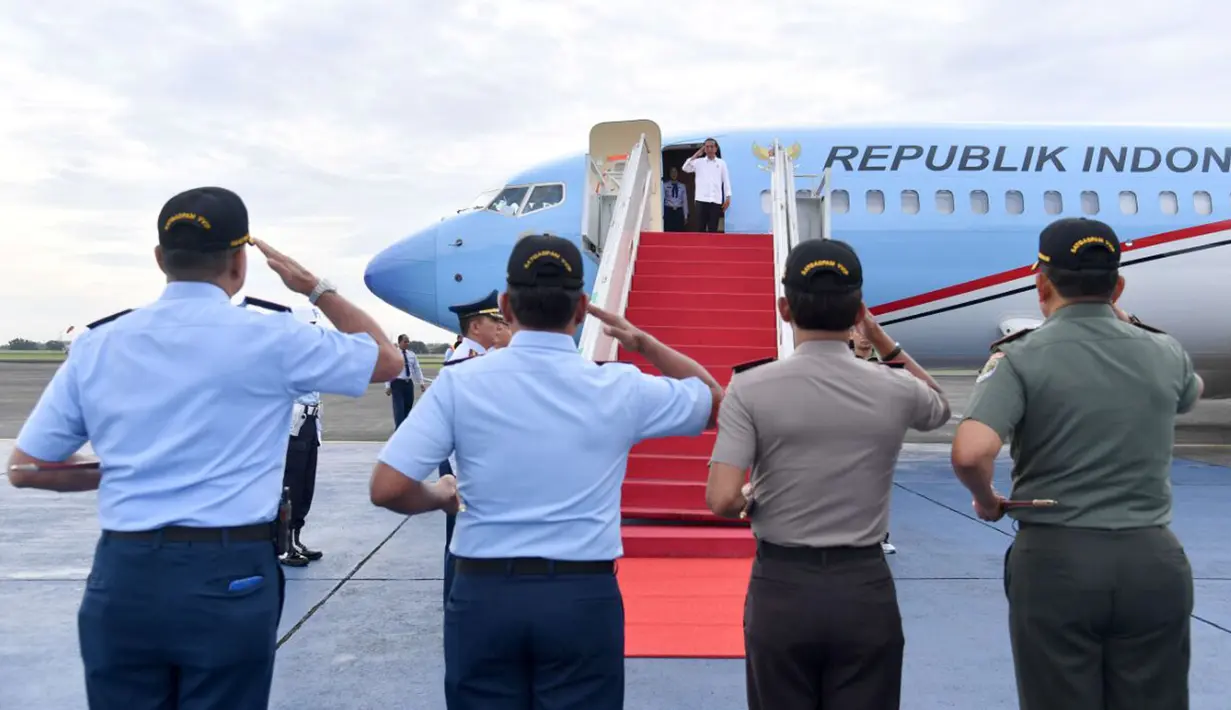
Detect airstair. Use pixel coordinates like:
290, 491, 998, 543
578, 120, 833, 558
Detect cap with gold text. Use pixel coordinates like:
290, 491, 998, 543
157, 187, 252, 252
506, 233, 585, 290
1033, 217, 1120, 272
782, 239, 863, 294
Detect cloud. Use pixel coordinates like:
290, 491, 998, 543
2, 0, 1230, 343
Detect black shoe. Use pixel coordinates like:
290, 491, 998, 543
280, 550, 310, 567
293, 531, 323, 561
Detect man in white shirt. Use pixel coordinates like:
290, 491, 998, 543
385, 334, 424, 429
663, 166, 689, 232
681, 138, 732, 233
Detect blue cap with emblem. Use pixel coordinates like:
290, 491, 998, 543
448, 289, 505, 328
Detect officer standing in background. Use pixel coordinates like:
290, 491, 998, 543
280, 305, 328, 567
437, 289, 506, 605
707, 238, 950, 710
386, 334, 425, 428
951, 217, 1201, 710
6, 186, 402, 710
368, 233, 723, 709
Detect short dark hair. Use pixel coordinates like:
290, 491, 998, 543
162, 247, 238, 281
507, 284, 580, 330
1040, 264, 1118, 300
786, 286, 863, 332
397, 334, 408, 341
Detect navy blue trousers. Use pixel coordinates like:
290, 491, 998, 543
440, 457, 456, 606
443, 566, 625, 709
390, 381, 415, 428
78, 532, 285, 710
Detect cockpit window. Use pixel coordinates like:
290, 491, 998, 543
523, 184, 564, 214
481, 182, 566, 217
488, 186, 529, 215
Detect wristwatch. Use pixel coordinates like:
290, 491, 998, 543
308, 278, 337, 305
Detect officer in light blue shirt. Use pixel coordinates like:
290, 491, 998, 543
6, 186, 402, 710
368, 233, 724, 710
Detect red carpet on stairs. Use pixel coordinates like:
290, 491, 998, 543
618, 558, 752, 658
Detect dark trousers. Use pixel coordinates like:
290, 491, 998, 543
283, 414, 319, 530
441, 457, 457, 606
1005, 523, 1193, 710
664, 206, 686, 231
697, 201, 723, 233
443, 561, 624, 709
744, 542, 903, 710
390, 380, 415, 428
78, 532, 285, 710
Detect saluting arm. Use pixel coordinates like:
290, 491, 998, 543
638, 337, 723, 428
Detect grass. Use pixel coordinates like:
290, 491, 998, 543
0, 350, 65, 361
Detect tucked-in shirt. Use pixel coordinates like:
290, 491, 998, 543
377, 330, 714, 560
681, 156, 732, 205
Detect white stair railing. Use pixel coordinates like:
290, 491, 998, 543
578, 133, 653, 362
769, 140, 797, 360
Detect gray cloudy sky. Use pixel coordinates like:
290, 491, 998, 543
2, 0, 1226, 343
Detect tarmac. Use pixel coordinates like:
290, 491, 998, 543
1, 361, 1229, 709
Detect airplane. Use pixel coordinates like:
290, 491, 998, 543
364, 121, 1231, 398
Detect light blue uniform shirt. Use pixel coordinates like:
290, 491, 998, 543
377, 329, 713, 560
16, 281, 379, 531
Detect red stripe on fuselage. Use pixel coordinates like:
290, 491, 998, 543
870, 219, 1231, 316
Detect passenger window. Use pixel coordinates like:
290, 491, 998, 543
1005, 190, 1024, 214
1119, 191, 1138, 214
1194, 191, 1213, 215
831, 189, 850, 214
487, 186, 529, 215
522, 184, 564, 214
760, 189, 772, 215
1159, 191, 1179, 215
935, 190, 954, 214
970, 190, 989, 214
1044, 191, 1063, 215
901, 190, 920, 214
866, 190, 885, 214
1081, 191, 1100, 215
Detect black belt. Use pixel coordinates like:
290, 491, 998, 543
102, 523, 276, 543
453, 557, 615, 575
756, 540, 883, 565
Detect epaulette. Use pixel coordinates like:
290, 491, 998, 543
86, 308, 134, 330
1128, 316, 1166, 334
732, 356, 776, 375
441, 355, 479, 368
989, 327, 1033, 352
239, 296, 292, 313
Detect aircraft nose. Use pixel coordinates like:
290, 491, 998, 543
364, 226, 437, 322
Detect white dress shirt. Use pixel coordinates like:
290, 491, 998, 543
384, 347, 424, 392
682, 155, 732, 205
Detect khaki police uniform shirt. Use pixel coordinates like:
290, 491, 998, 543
710, 339, 952, 548
963, 303, 1202, 529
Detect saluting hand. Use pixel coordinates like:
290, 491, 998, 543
253, 238, 318, 296
586, 303, 648, 353
435, 473, 462, 515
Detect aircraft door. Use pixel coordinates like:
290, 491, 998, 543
586, 120, 663, 250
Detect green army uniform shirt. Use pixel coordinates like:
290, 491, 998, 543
963, 303, 1202, 529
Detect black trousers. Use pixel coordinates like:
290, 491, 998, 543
283, 414, 319, 530
744, 541, 903, 709
1005, 523, 1193, 710
664, 206, 686, 231
697, 201, 723, 233
390, 379, 415, 428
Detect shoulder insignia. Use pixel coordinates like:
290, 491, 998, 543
442, 355, 478, 368
1129, 316, 1166, 334
86, 308, 134, 330
989, 327, 1033, 353
975, 352, 1005, 384
732, 356, 776, 375
239, 296, 292, 313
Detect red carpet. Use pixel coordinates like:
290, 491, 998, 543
618, 557, 752, 658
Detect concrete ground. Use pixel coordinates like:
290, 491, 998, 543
2, 362, 1228, 709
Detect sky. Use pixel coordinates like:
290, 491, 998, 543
2, 0, 1227, 344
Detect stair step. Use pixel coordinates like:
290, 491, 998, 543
619, 344, 777, 369
623, 479, 710, 510
620, 506, 737, 523
624, 307, 777, 329
621, 525, 755, 558
632, 274, 774, 295
637, 244, 773, 263
639, 232, 771, 248
639, 324, 777, 347
626, 291, 777, 311
633, 432, 717, 458
633, 260, 775, 278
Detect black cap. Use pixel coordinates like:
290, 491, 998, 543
506, 233, 585, 290
448, 289, 505, 323
1033, 217, 1121, 272
781, 239, 863, 293
157, 187, 251, 252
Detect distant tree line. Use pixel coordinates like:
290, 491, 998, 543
3, 337, 453, 355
